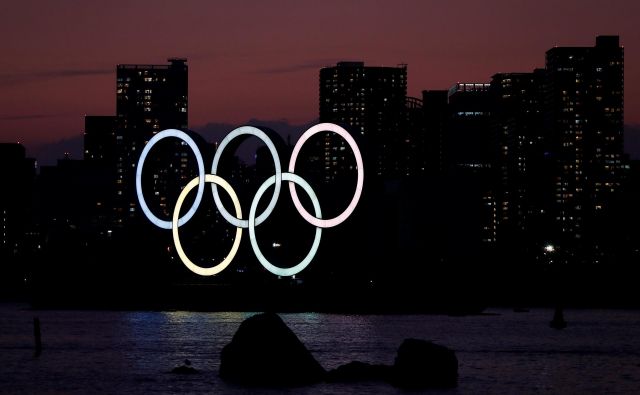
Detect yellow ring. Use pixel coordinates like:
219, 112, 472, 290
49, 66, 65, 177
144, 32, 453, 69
172, 174, 242, 276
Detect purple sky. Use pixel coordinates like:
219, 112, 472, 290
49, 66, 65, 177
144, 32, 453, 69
1, 0, 639, 162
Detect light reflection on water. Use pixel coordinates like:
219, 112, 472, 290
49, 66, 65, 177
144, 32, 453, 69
1, 304, 640, 394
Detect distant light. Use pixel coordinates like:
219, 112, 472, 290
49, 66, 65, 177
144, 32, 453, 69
544, 244, 555, 253
272, 242, 281, 248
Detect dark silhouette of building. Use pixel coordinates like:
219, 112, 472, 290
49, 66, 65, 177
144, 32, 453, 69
446, 83, 497, 246
447, 83, 493, 171
0, 144, 36, 294
404, 96, 426, 177
83, 115, 117, 224
114, 58, 189, 224
31, 155, 174, 305
38, 157, 104, 230
416, 85, 498, 266
422, 90, 448, 176
544, 36, 626, 262
84, 115, 117, 163
490, 70, 551, 259
319, 61, 407, 180
0, 144, 35, 249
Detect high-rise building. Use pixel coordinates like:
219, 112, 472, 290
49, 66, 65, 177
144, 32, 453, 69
82, 115, 118, 225
447, 83, 493, 171
545, 36, 625, 257
491, 70, 550, 255
0, 144, 35, 251
0, 144, 36, 292
447, 83, 497, 245
114, 58, 189, 224
319, 61, 407, 180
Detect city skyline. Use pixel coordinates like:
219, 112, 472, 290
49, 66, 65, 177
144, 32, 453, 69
1, 0, 639, 164
1, 3, 640, 393
11, 36, 627, 267
1, 33, 634, 308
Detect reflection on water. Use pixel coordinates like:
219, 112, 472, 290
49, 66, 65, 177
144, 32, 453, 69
1, 304, 640, 394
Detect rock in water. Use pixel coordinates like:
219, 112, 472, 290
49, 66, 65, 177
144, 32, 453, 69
171, 359, 199, 374
550, 306, 567, 330
392, 338, 458, 388
219, 312, 325, 386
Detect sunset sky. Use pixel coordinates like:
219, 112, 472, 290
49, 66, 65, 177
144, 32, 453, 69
1, 0, 638, 162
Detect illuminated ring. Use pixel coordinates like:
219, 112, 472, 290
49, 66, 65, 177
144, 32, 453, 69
249, 173, 322, 277
289, 123, 364, 228
172, 174, 242, 276
136, 129, 205, 230
211, 126, 282, 228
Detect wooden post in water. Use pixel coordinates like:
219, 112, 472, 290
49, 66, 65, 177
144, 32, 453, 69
34, 317, 42, 357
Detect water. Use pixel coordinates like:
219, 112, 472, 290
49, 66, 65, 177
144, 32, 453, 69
1, 304, 640, 394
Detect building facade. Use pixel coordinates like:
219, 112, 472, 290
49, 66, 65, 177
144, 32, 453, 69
84, 115, 117, 163
422, 90, 448, 176
319, 61, 407, 180
114, 58, 189, 224
491, 70, 550, 257
0, 144, 36, 292
545, 36, 625, 259
447, 83, 497, 245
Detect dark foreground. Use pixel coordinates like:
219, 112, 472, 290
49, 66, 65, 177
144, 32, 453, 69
1, 304, 640, 394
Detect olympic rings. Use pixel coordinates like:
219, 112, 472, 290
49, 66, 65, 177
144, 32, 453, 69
136, 129, 205, 229
172, 174, 243, 276
135, 123, 364, 277
211, 126, 281, 228
289, 123, 364, 228
249, 173, 322, 277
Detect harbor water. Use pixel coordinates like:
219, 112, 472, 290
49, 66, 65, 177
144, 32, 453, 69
1, 304, 639, 394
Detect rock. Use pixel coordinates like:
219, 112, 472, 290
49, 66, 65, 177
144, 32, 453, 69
219, 312, 325, 386
326, 361, 392, 382
171, 359, 199, 374
391, 338, 458, 388
327, 340, 458, 388
550, 306, 567, 329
